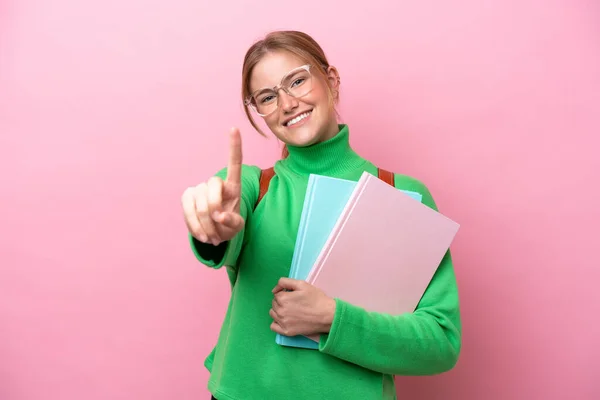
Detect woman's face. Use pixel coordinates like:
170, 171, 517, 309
248, 51, 340, 147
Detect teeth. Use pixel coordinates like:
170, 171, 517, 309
286, 111, 311, 127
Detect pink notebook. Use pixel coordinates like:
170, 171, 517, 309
305, 172, 460, 342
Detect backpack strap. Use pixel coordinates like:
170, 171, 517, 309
377, 168, 395, 186
254, 166, 395, 209
255, 167, 275, 209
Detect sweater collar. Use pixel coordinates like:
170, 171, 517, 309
281, 124, 366, 176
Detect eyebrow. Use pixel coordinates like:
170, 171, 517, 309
250, 65, 307, 95
253, 87, 275, 96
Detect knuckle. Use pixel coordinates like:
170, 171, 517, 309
194, 196, 208, 212
191, 228, 204, 239
195, 182, 208, 193
196, 201, 207, 213
203, 225, 214, 235
181, 186, 194, 202
208, 176, 222, 186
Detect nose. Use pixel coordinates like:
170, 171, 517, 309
278, 90, 298, 113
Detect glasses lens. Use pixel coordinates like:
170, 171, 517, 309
283, 68, 313, 99
252, 90, 278, 115
248, 66, 313, 116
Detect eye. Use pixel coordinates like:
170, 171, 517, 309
291, 78, 305, 88
259, 95, 276, 104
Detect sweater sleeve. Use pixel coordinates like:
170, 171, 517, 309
188, 165, 261, 272
318, 177, 462, 376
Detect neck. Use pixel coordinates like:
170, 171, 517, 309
282, 124, 366, 176
318, 118, 342, 143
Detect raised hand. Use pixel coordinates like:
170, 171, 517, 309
182, 127, 245, 245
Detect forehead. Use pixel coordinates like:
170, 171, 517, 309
249, 51, 307, 92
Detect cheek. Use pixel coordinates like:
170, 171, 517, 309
264, 115, 286, 138
265, 114, 280, 130
308, 84, 332, 109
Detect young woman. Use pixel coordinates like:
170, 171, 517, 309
181, 30, 461, 400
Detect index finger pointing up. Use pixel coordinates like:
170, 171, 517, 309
226, 127, 243, 184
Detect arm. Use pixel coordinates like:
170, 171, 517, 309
318, 178, 462, 376
189, 165, 260, 270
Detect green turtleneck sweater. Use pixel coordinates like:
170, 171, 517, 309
190, 125, 461, 400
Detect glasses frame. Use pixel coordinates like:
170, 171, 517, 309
244, 64, 314, 117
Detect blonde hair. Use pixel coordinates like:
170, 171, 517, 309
241, 30, 338, 157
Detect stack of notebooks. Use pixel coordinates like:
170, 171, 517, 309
275, 171, 460, 349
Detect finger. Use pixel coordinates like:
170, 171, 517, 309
270, 321, 283, 334
273, 277, 302, 293
272, 283, 285, 294
195, 184, 221, 245
272, 284, 283, 294
272, 298, 283, 311
207, 176, 224, 217
271, 321, 291, 337
182, 187, 205, 241
226, 127, 243, 185
272, 291, 284, 307
212, 211, 244, 231
269, 308, 280, 322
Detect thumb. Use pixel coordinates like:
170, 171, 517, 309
213, 211, 244, 230
273, 277, 304, 293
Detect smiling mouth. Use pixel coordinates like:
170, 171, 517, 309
284, 110, 313, 127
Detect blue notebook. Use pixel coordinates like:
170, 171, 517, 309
276, 173, 423, 349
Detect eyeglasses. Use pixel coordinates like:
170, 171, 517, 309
244, 64, 314, 117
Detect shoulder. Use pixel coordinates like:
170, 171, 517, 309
391, 172, 439, 211
391, 172, 429, 193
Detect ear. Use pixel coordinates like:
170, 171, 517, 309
325, 65, 341, 99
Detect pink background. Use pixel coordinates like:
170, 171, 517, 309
1, 0, 599, 399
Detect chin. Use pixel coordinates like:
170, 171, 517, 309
281, 127, 321, 147
279, 116, 327, 146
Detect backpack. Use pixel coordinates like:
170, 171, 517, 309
254, 167, 395, 209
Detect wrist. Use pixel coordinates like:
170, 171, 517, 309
320, 297, 337, 333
